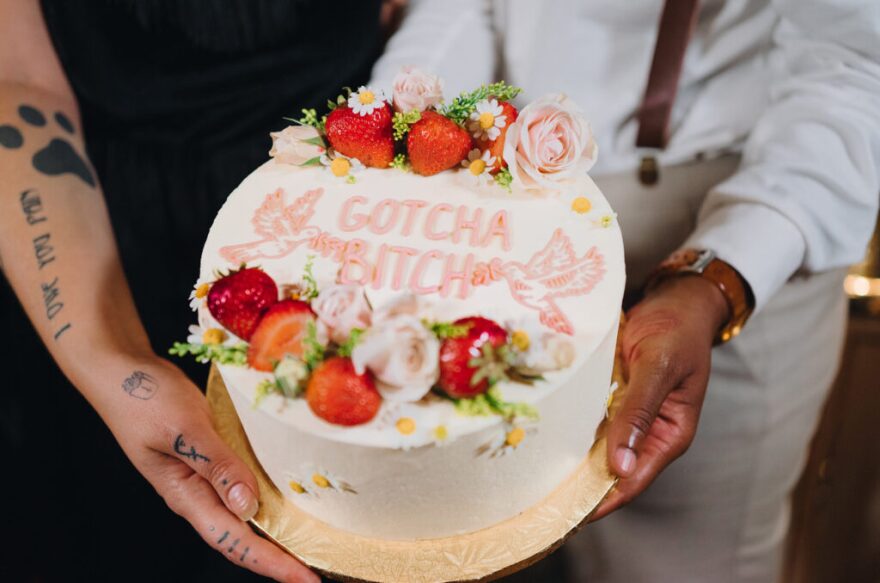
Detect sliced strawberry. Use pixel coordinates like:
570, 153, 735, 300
307, 356, 382, 426
325, 103, 395, 168
438, 316, 509, 398
407, 111, 473, 176
247, 299, 314, 372
207, 266, 278, 340
478, 101, 518, 173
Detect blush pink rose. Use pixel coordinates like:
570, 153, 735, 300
502, 94, 598, 192
269, 125, 324, 165
311, 284, 372, 344
351, 313, 440, 402
391, 66, 444, 113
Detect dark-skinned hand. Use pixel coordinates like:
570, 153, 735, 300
591, 275, 730, 521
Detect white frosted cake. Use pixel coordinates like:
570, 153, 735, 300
174, 70, 625, 540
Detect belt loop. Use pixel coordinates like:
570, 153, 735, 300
638, 149, 660, 186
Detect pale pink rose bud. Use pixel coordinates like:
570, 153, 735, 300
502, 94, 598, 192
311, 284, 372, 344
391, 66, 444, 113
351, 314, 440, 402
269, 125, 324, 165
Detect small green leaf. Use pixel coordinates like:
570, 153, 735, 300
301, 135, 327, 147
337, 328, 365, 358
299, 156, 323, 167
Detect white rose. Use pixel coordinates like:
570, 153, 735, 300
351, 314, 440, 402
502, 94, 598, 192
311, 284, 372, 344
508, 318, 576, 375
391, 66, 444, 113
269, 125, 324, 165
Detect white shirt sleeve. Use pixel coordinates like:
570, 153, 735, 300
685, 0, 880, 310
370, 0, 496, 99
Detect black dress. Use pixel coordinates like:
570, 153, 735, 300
2, 2, 382, 581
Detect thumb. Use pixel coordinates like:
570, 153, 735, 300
606, 347, 679, 478
164, 424, 261, 522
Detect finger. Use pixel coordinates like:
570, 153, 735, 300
159, 421, 261, 522
159, 466, 319, 583
605, 346, 684, 479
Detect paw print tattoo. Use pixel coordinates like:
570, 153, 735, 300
0, 104, 95, 187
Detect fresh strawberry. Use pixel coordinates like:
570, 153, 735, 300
246, 299, 314, 372
307, 356, 382, 426
207, 267, 278, 340
407, 111, 473, 176
325, 103, 395, 168
478, 101, 518, 173
438, 316, 509, 398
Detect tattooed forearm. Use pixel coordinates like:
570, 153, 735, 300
173, 434, 211, 462
121, 370, 158, 400
18, 188, 72, 339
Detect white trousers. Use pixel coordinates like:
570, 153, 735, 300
563, 157, 848, 583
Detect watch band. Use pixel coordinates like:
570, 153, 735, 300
645, 248, 755, 344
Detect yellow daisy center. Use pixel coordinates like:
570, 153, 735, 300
358, 90, 375, 105
288, 480, 306, 494
433, 425, 448, 441
571, 197, 592, 214
330, 157, 352, 177
396, 417, 416, 435
195, 283, 211, 298
479, 112, 496, 130
312, 473, 331, 488
511, 329, 530, 351
202, 328, 226, 345
505, 427, 526, 448
468, 159, 487, 176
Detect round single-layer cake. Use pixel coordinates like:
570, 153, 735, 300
178, 76, 625, 540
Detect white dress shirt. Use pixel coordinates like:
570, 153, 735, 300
371, 0, 880, 311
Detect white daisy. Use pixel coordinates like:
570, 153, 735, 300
186, 324, 234, 347
460, 148, 496, 185
475, 421, 538, 458
188, 277, 212, 311
320, 153, 364, 182
468, 98, 507, 141
287, 466, 357, 497
348, 86, 387, 116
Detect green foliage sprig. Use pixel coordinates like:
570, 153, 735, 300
453, 386, 539, 421
424, 320, 471, 339
440, 81, 522, 125
169, 342, 249, 366
337, 328, 365, 358
300, 255, 319, 301
392, 110, 421, 141
302, 320, 325, 371
494, 167, 514, 191
389, 153, 410, 172
295, 108, 327, 134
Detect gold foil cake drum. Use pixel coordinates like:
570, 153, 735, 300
174, 69, 625, 579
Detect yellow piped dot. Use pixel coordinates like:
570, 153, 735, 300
468, 159, 487, 176
505, 427, 526, 448
479, 112, 495, 130
312, 473, 331, 488
511, 329, 530, 351
289, 481, 306, 494
433, 425, 448, 441
396, 417, 416, 435
195, 283, 211, 298
330, 157, 352, 177
358, 90, 375, 105
600, 214, 614, 228
202, 328, 227, 345
571, 197, 592, 214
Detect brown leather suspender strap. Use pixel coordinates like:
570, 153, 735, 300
636, 0, 701, 184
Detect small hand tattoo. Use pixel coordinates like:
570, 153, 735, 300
121, 370, 158, 400
173, 434, 210, 463
217, 530, 229, 544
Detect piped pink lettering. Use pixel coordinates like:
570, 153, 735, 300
481, 210, 512, 251
425, 203, 453, 241
339, 239, 370, 285
369, 199, 400, 235
371, 244, 390, 289
339, 196, 368, 232
400, 200, 428, 236
452, 206, 483, 247
409, 250, 443, 294
389, 246, 419, 290
440, 252, 475, 299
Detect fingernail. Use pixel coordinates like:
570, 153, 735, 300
229, 483, 259, 521
615, 447, 637, 476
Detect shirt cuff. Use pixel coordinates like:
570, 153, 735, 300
683, 202, 806, 312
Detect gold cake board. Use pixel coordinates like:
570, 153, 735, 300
208, 359, 622, 583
